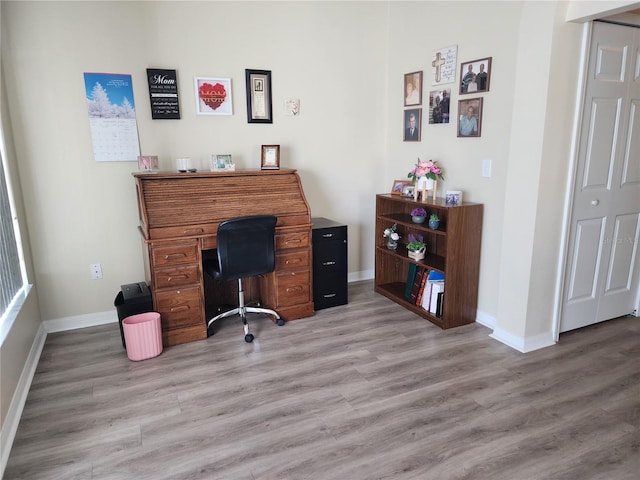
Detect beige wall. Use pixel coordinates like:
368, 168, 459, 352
1, 0, 634, 456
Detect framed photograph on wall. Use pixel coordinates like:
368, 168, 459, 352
194, 77, 233, 115
457, 98, 483, 138
459, 57, 492, 94
246, 69, 273, 123
428, 88, 451, 124
403, 108, 422, 142
404, 71, 423, 107
261, 145, 280, 169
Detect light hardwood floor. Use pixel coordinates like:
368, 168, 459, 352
4, 281, 640, 479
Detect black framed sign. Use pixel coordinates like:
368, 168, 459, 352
245, 69, 272, 123
146, 68, 180, 119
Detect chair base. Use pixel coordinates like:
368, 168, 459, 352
206, 278, 281, 342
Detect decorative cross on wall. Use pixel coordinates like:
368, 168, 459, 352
432, 53, 446, 83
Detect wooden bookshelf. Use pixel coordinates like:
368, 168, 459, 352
375, 194, 483, 328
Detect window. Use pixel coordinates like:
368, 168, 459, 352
0, 139, 28, 334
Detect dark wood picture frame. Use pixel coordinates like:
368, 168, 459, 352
459, 57, 492, 94
403, 108, 422, 142
261, 145, 280, 170
245, 69, 273, 123
457, 98, 483, 138
404, 71, 423, 107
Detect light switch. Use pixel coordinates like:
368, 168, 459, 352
482, 159, 492, 178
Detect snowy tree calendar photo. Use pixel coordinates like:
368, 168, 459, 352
83, 72, 141, 162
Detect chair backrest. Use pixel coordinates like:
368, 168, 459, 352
215, 215, 277, 281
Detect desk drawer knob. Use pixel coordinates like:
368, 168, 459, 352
286, 285, 303, 294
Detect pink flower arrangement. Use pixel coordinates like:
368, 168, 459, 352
408, 158, 445, 183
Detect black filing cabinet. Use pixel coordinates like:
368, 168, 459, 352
312, 217, 348, 310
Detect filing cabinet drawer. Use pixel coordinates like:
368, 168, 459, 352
276, 230, 310, 251
151, 241, 199, 268
275, 270, 311, 307
153, 264, 200, 289
154, 286, 203, 329
276, 250, 310, 271
313, 277, 348, 310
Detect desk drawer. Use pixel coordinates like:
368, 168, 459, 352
276, 231, 310, 251
154, 264, 200, 289
151, 242, 198, 268
155, 286, 203, 329
149, 223, 217, 240
275, 270, 311, 307
276, 250, 310, 271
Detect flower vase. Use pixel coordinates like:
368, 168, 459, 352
408, 246, 426, 261
387, 239, 398, 250
428, 219, 440, 230
412, 216, 426, 224
416, 177, 435, 202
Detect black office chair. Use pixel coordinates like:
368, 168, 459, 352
203, 215, 283, 343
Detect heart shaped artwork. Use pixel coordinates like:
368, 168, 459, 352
199, 82, 227, 111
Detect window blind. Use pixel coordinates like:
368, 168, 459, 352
0, 151, 25, 320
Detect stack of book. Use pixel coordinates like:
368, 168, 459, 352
404, 265, 444, 317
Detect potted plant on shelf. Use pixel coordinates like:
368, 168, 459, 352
429, 214, 440, 230
411, 207, 427, 224
406, 233, 426, 261
383, 223, 400, 250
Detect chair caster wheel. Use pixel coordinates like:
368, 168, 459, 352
244, 333, 254, 343
277, 318, 285, 326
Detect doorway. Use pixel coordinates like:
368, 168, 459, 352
559, 20, 640, 333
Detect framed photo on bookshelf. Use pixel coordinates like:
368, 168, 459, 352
391, 179, 410, 195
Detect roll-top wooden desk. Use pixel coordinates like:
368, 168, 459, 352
133, 169, 314, 346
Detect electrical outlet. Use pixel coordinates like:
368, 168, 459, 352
90, 263, 103, 280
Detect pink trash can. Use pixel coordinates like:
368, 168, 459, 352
122, 312, 163, 361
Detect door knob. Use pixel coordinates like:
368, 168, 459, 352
591, 199, 599, 206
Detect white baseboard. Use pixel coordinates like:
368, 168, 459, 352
348, 269, 374, 283
1, 323, 47, 479
476, 310, 556, 353
490, 326, 556, 353
43, 310, 118, 333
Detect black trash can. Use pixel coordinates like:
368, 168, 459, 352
114, 282, 153, 348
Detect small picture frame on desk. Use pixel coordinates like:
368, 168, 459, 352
210, 154, 235, 172
261, 145, 280, 170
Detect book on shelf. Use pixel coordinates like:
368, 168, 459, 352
408, 266, 426, 305
436, 291, 444, 317
415, 269, 430, 306
428, 280, 445, 314
404, 263, 418, 300
420, 271, 445, 313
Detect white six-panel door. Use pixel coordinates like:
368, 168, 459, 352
561, 21, 640, 333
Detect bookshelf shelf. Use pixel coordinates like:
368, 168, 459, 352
375, 194, 483, 329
